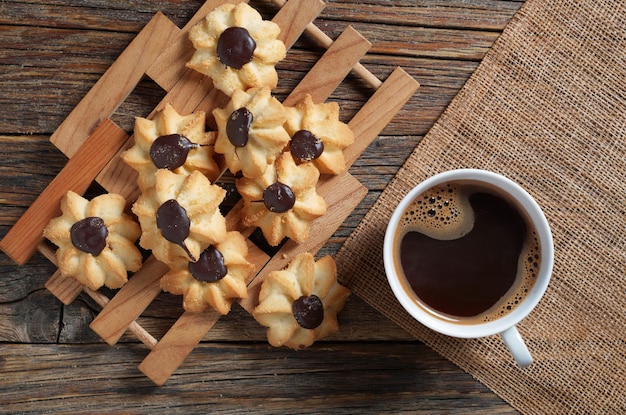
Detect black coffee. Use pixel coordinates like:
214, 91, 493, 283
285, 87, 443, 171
394, 181, 541, 323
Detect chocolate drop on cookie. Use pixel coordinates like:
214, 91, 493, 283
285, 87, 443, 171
226, 107, 253, 147
156, 199, 194, 260
290, 130, 324, 162
189, 245, 228, 283
292, 295, 324, 329
263, 182, 296, 213
217, 27, 256, 69
70, 217, 108, 256
150, 134, 198, 170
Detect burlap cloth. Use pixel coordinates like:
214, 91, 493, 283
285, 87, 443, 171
335, 0, 626, 413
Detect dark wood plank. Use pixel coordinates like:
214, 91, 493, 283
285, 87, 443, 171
0, 342, 519, 414
0, 285, 61, 343
0, 1, 518, 135
0, 0, 522, 32
0, 0, 206, 31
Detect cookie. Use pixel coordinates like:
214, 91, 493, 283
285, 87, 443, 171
187, 2, 286, 96
213, 87, 290, 178
121, 103, 220, 192
160, 231, 255, 314
284, 94, 355, 175
132, 169, 227, 265
252, 253, 351, 349
236, 151, 326, 246
43, 191, 142, 290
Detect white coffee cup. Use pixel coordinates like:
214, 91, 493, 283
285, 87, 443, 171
383, 169, 553, 367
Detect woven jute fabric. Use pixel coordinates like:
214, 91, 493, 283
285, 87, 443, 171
335, 0, 626, 413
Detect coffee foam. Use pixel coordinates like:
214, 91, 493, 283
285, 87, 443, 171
396, 182, 541, 324
398, 183, 472, 240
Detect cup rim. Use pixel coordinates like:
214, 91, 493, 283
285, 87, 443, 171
383, 169, 554, 338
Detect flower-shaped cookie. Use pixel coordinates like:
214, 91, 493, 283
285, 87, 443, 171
121, 103, 220, 192
43, 191, 142, 290
285, 94, 355, 175
132, 169, 227, 265
213, 87, 290, 178
253, 253, 351, 349
236, 151, 327, 246
186, 2, 286, 96
160, 231, 255, 314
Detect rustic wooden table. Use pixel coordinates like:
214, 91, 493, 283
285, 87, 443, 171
1, 0, 525, 413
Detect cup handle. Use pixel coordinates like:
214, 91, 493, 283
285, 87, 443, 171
500, 326, 533, 367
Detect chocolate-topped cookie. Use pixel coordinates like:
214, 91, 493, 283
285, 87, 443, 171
285, 94, 354, 175
160, 231, 255, 315
122, 104, 219, 192
132, 169, 227, 264
43, 191, 142, 290
253, 253, 351, 349
187, 2, 286, 96
213, 87, 290, 179
236, 152, 326, 246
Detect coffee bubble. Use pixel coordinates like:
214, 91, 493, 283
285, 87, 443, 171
400, 183, 473, 241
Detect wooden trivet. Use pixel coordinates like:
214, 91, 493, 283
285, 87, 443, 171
0, 0, 419, 385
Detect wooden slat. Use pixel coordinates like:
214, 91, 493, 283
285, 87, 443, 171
93, 140, 141, 203
49, 12, 180, 158
89, 256, 168, 345
82, 285, 159, 349
44, 270, 82, 305
271, 0, 382, 89
344, 67, 420, 166
138, 309, 222, 386
283, 26, 371, 106
0, 119, 128, 265
272, 0, 325, 48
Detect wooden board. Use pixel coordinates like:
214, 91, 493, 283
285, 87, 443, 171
0, 0, 419, 385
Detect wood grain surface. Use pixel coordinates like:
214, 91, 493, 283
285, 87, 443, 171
0, 0, 523, 413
